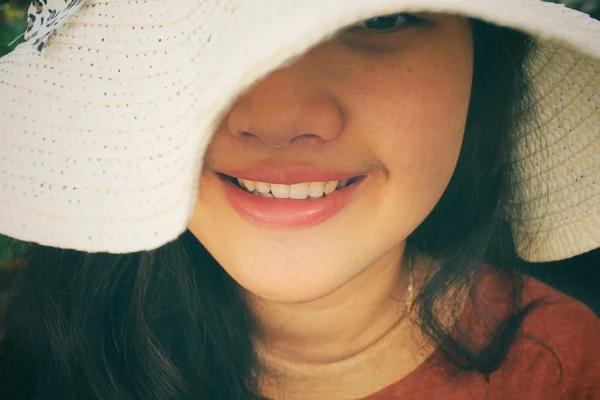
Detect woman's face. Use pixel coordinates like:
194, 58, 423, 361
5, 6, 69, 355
189, 14, 473, 302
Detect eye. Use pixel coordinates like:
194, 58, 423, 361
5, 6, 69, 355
348, 13, 423, 33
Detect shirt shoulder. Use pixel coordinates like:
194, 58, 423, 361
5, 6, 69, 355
365, 270, 600, 400
495, 275, 600, 400
519, 274, 600, 358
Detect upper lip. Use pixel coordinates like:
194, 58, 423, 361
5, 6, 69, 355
215, 165, 367, 185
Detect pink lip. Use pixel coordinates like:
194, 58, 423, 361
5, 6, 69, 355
218, 174, 365, 229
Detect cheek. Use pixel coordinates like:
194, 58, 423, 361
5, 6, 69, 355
344, 46, 472, 188
381, 74, 469, 187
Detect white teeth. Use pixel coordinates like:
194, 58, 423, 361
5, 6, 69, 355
243, 179, 256, 191
237, 178, 353, 199
289, 182, 310, 199
270, 183, 291, 199
324, 181, 337, 195
308, 182, 325, 198
256, 182, 270, 194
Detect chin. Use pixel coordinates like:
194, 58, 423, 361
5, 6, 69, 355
232, 261, 353, 304
247, 285, 342, 304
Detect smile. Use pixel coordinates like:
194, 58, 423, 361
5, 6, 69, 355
232, 177, 358, 199
217, 173, 365, 228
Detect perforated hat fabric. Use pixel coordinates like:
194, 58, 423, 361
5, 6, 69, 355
0, 0, 598, 262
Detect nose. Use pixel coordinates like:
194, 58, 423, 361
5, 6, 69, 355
226, 64, 344, 148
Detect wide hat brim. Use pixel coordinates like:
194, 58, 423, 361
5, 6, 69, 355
0, 0, 598, 262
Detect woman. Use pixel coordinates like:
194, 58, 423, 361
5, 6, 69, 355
0, 0, 598, 399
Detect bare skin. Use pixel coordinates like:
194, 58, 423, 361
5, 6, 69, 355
188, 13, 473, 374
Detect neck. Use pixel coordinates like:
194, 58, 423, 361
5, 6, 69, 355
249, 244, 417, 364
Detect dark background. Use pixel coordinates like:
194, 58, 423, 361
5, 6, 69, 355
0, 0, 598, 315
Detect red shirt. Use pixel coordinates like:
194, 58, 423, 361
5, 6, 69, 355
365, 273, 600, 400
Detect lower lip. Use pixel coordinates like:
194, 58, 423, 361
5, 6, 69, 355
219, 176, 364, 229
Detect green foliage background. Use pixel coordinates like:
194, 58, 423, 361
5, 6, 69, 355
1, 1, 30, 266
0, 2, 27, 56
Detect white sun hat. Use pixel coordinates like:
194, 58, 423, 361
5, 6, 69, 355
0, 0, 598, 262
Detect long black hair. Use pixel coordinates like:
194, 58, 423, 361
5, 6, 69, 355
0, 19, 544, 399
